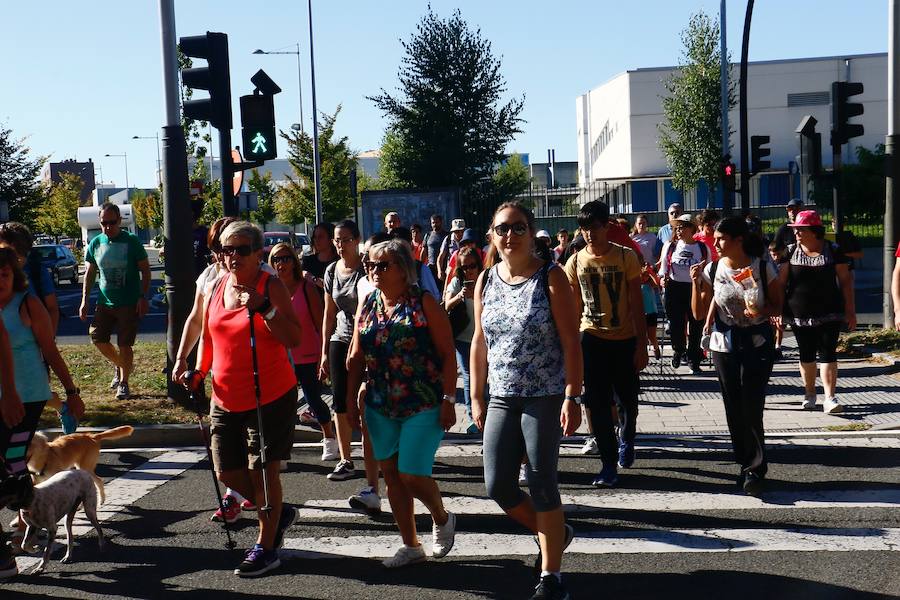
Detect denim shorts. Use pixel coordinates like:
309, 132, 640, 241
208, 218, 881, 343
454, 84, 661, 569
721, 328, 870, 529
364, 406, 444, 477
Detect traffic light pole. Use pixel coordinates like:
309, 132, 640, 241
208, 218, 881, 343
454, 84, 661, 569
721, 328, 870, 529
220, 128, 236, 216
737, 0, 755, 213
885, 0, 900, 329
158, 0, 194, 404
832, 148, 843, 236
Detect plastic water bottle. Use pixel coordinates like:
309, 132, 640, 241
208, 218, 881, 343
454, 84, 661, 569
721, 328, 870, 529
59, 403, 78, 435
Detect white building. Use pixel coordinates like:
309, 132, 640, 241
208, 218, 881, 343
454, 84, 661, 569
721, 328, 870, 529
576, 52, 887, 211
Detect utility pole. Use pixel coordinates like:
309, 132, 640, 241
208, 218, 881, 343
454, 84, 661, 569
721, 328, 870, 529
308, 0, 323, 224
886, 0, 900, 328
157, 0, 194, 404
738, 0, 755, 213
720, 0, 732, 215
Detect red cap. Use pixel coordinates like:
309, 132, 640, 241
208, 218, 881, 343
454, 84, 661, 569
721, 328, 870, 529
787, 210, 823, 227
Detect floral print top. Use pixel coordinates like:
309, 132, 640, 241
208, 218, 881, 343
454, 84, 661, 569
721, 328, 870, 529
358, 286, 443, 418
481, 261, 565, 397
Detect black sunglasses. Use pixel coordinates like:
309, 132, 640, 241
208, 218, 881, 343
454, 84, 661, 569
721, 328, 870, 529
100, 220, 118, 226
364, 260, 393, 272
221, 244, 254, 257
271, 255, 294, 264
492, 222, 528, 237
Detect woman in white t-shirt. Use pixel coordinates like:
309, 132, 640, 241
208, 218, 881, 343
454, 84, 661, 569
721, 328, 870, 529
658, 214, 709, 373
630, 214, 659, 265
690, 216, 782, 496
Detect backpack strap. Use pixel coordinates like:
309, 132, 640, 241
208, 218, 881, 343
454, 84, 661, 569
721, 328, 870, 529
302, 279, 320, 334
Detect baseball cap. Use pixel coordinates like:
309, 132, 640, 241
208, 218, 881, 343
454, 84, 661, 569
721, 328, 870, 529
672, 214, 696, 227
786, 198, 804, 208
787, 210, 823, 227
450, 218, 466, 232
460, 229, 477, 244
536, 229, 551, 240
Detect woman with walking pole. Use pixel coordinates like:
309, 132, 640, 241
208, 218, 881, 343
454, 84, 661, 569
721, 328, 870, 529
180, 221, 301, 578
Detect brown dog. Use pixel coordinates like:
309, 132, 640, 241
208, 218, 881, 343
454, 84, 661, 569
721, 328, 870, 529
27, 425, 134, 504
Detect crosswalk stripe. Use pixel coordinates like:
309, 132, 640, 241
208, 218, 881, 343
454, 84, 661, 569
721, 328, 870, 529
297, 488, 900, 520
282, 528, 900, 558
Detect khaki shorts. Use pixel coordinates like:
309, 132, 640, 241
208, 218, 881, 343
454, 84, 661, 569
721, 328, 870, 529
209, 386, 297, 472
89, 304, 139, 346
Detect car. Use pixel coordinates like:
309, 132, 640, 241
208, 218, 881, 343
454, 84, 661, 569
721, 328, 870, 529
262, 231, 310, 259
59, 237, 75, 249
33, 244, 79, 285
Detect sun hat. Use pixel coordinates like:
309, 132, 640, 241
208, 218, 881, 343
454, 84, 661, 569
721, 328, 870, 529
787, 210, 822, 227
671, 214, 697, 228
450, 218, 466, 232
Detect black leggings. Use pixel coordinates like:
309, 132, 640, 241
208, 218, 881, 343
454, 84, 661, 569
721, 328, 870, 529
328, 340, 350, 414
664, 281, 702, 367
1, 401, 46, 479
295, 363, 331, 424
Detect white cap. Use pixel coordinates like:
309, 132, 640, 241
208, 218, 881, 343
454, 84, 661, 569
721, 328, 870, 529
536, 229, 551, 239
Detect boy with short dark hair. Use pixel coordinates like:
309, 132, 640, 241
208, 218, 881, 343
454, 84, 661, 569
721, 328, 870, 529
564, 201, 648, 488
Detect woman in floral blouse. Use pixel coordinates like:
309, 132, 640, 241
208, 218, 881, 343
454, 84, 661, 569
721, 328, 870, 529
345, 238, 458, 569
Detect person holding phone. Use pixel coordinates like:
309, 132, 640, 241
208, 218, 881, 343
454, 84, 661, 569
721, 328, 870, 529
443, 246, 484, 430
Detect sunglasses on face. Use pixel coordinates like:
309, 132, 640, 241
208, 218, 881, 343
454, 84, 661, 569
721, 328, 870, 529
221, 244, 254, 257
364, 260, 394, 272
492, 222, 528, 237
100, 220, 118, 226
271, 255, 294, 264
461, 263, 478, 271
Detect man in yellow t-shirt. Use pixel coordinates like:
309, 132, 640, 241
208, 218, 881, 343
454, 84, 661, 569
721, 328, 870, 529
564, 201, 648, 488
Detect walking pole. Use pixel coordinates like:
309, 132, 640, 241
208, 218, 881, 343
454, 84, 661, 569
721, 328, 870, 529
184, 370, 236, 550
247, 309, 272, 513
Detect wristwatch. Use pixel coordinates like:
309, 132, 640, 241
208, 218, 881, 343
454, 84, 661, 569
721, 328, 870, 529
565, 394, 583, 405
65, 387, 81, 396
442, 393, 455, 405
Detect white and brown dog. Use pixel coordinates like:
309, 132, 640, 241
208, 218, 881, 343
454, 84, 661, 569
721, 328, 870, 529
0, 469, 105, 573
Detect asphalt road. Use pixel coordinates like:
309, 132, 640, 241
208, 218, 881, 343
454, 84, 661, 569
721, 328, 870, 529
3, 436, 899, 599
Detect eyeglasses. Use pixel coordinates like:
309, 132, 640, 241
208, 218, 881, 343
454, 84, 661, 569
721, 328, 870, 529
364, 260, 394, 272
100, 220, 118, 226
333, 237, 355, 246
271, 255, 294, 264
221, 244, 254, 257
461, 263, 478, 271
492, 222, 528, 237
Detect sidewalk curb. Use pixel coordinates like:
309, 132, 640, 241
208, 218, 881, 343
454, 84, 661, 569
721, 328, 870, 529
39, 423, 324, 448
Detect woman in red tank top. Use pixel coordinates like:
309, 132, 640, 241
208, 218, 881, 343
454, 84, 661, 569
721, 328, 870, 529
185, 221, 302, 577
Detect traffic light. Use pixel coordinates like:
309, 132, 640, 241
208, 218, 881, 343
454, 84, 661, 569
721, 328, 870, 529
750, 135, 771, 176
796, 115, 822, 177
721, 158, 736, 192
179, 32, 232, 130
831, 81, 864, 148
240, 94, 277, 161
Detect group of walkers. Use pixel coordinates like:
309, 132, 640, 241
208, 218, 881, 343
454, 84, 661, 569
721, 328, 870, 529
0, 196, 869, 599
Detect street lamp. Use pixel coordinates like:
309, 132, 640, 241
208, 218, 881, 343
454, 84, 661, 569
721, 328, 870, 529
132, 134, 161, 186
104, 153, 130, 201
306, 0, 323, 224
252, 43, 304, 136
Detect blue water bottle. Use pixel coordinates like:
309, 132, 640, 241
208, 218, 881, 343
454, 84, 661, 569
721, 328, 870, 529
59, 402, 78, 435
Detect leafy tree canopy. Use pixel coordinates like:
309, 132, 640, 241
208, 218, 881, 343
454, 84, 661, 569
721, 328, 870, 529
0, 125, 47, 227
35, 172, 81, 240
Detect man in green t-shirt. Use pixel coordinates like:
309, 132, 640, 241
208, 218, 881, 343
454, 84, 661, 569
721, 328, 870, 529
565, 201, 648, 489
79, 203, 151, 400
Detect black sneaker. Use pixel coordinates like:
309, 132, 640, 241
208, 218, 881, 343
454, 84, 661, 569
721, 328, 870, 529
530, 574, 572, 600
533, 523, 575, 573
273, 504, 297, 550
327, 459, 355, 481
671, 352, 682, 369
0, 544, 17, 580
235, 544, 281, 577
742, 471, 764, 496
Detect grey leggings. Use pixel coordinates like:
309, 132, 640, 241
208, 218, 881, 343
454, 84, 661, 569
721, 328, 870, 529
483, 394, 563, 512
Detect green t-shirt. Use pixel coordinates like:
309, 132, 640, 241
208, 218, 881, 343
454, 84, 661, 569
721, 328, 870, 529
86, 230, 148, 307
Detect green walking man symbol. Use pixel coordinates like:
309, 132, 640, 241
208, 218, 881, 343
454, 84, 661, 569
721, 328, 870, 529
251, 132, 267, 155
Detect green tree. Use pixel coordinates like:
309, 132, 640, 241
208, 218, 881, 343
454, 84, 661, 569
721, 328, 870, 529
280, 105, 357, 223
0, 125, 47, 227
36, 172, 81, 240
658, 11, 734, 199
369, 7, 524, 201
131, 188, 163, 231
248, 169, 277, 228
492, 153, 531, 201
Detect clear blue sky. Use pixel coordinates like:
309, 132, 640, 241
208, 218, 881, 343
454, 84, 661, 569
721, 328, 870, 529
2, 0, 886, 189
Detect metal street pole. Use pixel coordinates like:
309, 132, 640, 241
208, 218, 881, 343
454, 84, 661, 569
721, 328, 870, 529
720, 0, 733, 215
105, 153, 130, 201
885, 0, 900, 328
738, 0, 755, 213
158, 0, 194, 404
308, 0, 323, 224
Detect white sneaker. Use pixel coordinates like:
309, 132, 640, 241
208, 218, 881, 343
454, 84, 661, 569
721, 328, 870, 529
580, 436, 600, 455
348, 486, 382, 515
431, 512, 456, 558
383, 544, 426, 568
321, 437, 339, 461
824, 397, 843, 414
518, 464, 528, 486
801, 394, 817, 410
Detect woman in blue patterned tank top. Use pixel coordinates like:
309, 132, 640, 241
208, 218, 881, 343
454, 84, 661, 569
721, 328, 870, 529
471, 202, 583, 599
346, 239, 459, 569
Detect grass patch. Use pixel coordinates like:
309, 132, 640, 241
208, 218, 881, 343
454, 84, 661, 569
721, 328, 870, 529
824, 423, 872, 432
837, 329, 900, 356
39, 342, 197, 429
